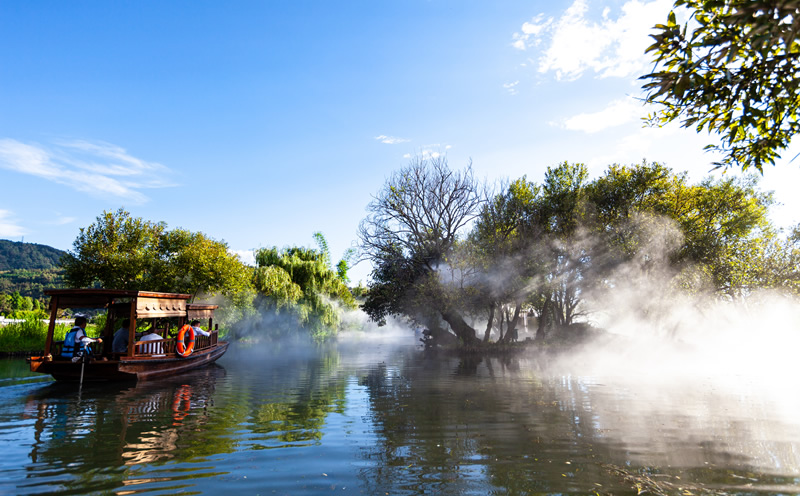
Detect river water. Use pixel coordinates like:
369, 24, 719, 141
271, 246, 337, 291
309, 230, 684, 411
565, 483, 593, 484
1, 332, 799, 495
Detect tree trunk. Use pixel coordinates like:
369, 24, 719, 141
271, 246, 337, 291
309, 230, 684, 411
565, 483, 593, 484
483, 304, 495, 343
508, 303, 522, 342
499, 303, 522, 343
422, 323, 459, 347
498, 307, 506, 342
441, 310, 481, 345
535, 295, 550, 341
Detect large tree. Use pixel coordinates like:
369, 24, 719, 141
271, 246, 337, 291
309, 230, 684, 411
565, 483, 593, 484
359, 155, 484, 345
642, 0, 800, 172
468, 177, 544, 342
62, 208, 251, 300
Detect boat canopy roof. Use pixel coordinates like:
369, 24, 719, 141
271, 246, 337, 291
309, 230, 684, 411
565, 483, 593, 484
44, 289, 203, 318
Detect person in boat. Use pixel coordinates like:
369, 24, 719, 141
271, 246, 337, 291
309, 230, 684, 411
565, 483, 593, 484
190, 320, 210, 337
139, 327, 165, 355
62, 315, 99, 360
112, 318, 131, 353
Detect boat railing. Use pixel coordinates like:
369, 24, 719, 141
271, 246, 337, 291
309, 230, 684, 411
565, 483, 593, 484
193, 331, 219, 351
50, 340, 105, 359
134, 338, 171, 357
47, 330, 221, 359
132, 330, 219, 358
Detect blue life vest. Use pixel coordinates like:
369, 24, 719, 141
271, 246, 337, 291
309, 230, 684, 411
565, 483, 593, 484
62, 327, 85, 358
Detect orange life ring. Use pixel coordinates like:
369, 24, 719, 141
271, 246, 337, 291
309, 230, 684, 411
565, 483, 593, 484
176, 325, 195, 357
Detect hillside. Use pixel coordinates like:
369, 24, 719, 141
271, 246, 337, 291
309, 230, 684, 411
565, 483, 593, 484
0, 240, 66, 299
0, 239, 66, 271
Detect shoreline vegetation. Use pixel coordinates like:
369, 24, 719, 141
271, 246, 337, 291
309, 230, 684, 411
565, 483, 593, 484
0, 318, 71, 356
4, 158, 800, 355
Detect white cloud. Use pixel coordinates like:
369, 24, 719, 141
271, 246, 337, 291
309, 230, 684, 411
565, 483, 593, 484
0, 138, 175, 203
503, 80, 520, 95
515, 0, 673, 81
512, 14, 552, 50
0, 210, 26, 238
403, 144, 452, 160
374, 135, 410, 144
560, 97, 643, 133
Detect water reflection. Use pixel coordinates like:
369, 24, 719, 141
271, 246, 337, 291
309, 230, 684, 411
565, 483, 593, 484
1, 343, 799, 495
23, 365, 224, 470
356, 351, 800, 495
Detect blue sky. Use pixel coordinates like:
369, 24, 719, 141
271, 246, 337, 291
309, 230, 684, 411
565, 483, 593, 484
2, 0, 799, 284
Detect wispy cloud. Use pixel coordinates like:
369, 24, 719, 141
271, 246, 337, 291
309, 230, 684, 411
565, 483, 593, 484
375, 135, 410, 145
503, 81, 520, 95
513, 0, 673, 81
403, 145, 452, 160
558, 97, 643, 133
0, 138, 176, 203
0, 210, 25, 238
46, 213, 77, 226
512, 13, 553, 50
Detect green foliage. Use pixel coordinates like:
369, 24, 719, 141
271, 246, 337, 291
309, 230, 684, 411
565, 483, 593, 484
251, 240, 357, 340
253, 265, 302, 308
63, 208, 164, 289
361, 157, 792, 347
642, 0, 800, 172
0, 242, 65, 303
0, 318, 86, 354
152, 227, 253, 299
587, 162, 775, 297
541, 162, 589, 236
0, 318, 45, 352
0, 289, 50, 319
62, 208, 252, 301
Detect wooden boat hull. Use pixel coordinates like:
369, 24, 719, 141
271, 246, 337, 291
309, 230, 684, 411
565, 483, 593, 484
29, 342, 229, 382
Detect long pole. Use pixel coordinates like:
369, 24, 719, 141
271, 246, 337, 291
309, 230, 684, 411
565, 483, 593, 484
79, 353, 86, 387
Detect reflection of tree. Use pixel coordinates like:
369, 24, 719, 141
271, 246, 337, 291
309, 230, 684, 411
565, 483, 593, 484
356, 353, 633, 494
242, 351, 347, 447
357, 351, 800, 494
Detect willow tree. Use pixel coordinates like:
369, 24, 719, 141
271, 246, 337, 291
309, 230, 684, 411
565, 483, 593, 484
252, 238, 356, 340
359, 155, 484, 345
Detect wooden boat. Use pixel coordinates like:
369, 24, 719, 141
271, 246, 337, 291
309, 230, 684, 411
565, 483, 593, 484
28, 289, 229, 382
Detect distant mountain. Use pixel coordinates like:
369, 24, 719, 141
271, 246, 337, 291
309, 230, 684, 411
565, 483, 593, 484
0, 240, 66, 299
0, 239, 66, 271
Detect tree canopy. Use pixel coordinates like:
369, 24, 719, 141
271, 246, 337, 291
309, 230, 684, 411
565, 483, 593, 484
642, 1, 800, 172
358, 155, 484, 345
62, 208, 251, 300
359, 158, 795, 348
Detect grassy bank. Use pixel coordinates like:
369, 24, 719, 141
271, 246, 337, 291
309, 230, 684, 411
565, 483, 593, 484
0, 319, 72, 355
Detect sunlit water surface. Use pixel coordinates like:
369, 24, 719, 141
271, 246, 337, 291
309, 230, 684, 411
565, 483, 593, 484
0, 335, 798, 495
